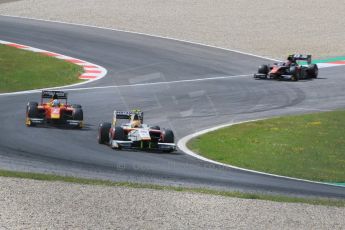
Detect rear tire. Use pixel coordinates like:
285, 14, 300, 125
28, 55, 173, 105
109, 126, 126, 149
307, 64, 318, 78
72, 108, 83, 121
162, 129, 174, 143
161, 129, 175, 153
98, 122, 111, 144
114, 126, 125, 141
27, 102, 38, 118
26, 102, 38, 127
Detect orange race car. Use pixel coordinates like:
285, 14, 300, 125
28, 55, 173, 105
26, 90, 83, 128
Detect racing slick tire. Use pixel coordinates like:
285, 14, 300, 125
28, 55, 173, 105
72, 108, 83, 121
27, 102, 38, 118
161, 129, 175, 153
109, 127, 126, 149
258, 64, 269, 75
26, 102, 38, 127
114, 126, 125, 141
289, 66, 299, 81
98, 122, 111, 144
307, 64, 318, 78
162, 129, 174, 143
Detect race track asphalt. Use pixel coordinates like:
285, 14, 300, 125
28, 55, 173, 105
1, 16, 345, 198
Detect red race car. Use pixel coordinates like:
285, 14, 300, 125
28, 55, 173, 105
254, 54, 318, 81
26, 90, 83, 128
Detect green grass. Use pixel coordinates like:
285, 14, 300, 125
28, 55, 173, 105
0, 44, 83, 93
0, 169, 344, 207
188, 110, 345, 183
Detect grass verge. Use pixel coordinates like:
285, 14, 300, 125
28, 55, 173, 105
0, 169, 344, 207
188, 110, 345, 183
0, 44, 83, 93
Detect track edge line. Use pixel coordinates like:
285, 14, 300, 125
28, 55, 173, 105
177, 119, 345, 188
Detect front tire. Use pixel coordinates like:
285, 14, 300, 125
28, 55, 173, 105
258, 64, 269, 75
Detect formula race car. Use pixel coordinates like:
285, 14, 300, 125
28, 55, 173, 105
98, 109, 176, 153
254, 54, 318, 81
26, 90, 83, 128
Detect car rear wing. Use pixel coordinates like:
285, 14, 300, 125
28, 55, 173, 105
112, 110, 144, 126
289, 54, 312, 64
41, 90, 68, 104
41, 91, 68, 99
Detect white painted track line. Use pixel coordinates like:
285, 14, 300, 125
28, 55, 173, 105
1, 15, 343, 188
177, 119, 345, 188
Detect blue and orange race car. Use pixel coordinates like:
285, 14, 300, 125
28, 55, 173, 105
254, 54, 318, 81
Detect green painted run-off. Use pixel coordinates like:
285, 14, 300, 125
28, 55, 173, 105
328, 182, 345, 187
298, 56, 345, 65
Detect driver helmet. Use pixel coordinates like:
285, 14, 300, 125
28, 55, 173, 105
131, 114, 142, 128
131, 120, 141, 128
52, 99, 60, 107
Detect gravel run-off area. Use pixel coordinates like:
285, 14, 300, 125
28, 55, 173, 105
1, 0, 345, 59
0, 0, 345, 229
1, 177, 345, 229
